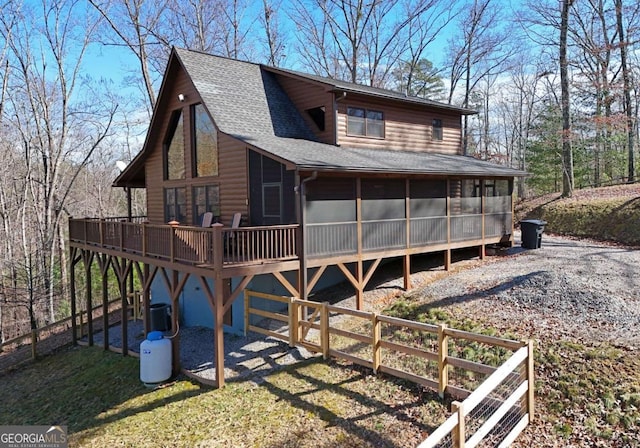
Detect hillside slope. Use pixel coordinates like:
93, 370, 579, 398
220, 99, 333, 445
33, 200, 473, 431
515, 184, 640, 246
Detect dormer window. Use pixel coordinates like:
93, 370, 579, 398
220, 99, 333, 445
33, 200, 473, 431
347, 107, 384, 138
306, 106, 326, 131
432, 118, 443, 141
164, 110, 185, 180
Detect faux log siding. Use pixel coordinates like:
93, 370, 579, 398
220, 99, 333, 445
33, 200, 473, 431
336, 98, 463, 154
143, 64, 250, 226
272, 74, 336, 144
217, 134, 249, 226
145, 64, 197, 224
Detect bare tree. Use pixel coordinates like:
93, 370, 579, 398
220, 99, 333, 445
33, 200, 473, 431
290, 0, 442, 87
0, 0, 118, 328
261, 0, 287, 66
89, 0, 166, 116
560, 0, 575, 197
616, 0, 637, 182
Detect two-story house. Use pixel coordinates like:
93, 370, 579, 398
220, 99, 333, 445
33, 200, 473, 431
69, 47, 525, 386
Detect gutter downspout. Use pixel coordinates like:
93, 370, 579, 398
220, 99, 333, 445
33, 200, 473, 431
297, 171, 318, 301
334, 91, 347, 145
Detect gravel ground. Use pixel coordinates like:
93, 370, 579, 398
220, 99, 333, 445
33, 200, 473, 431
92, 230, 640, 384
403, 232, 640, 348
89, 320, 317, 383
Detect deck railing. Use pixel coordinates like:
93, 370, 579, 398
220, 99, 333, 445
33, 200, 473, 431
69, 218, 298, 267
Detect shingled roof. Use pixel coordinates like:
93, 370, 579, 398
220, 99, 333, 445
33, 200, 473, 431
115, 48, 525, 187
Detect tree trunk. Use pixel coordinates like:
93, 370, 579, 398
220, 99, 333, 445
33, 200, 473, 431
560, 0, 574, 197
615, 0, 635, 183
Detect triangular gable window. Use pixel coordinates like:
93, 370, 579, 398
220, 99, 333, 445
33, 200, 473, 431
193, 103, 218, 177
164, 110, 185, 180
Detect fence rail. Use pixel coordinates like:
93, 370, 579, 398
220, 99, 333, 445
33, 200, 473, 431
0, 298, 123, 373
244, 291, 533, 448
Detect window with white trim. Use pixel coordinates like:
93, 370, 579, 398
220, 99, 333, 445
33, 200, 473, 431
347, 107, 384, 138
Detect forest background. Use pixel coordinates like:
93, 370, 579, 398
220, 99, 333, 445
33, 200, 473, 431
0, 0, 638, 341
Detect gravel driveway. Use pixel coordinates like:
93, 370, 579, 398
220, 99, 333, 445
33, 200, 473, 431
401, 232, 640, 348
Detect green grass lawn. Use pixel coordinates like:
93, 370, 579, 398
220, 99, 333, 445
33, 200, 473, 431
3, 297, 639, 446
0, 345, 449, 447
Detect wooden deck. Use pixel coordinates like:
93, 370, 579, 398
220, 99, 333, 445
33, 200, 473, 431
68, 209, 512, 279
68, 212, 514, 389
68, 218, 300, 278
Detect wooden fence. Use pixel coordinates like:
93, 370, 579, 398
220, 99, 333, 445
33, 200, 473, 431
244, 291, 534, 448
0, 297, 123, 373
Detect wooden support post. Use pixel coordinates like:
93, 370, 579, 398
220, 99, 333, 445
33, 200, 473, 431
143, 264, 151, 336
356, 260, 364, 310
372, 313, 381, 373
119, 258, 129, 356
214, 275, 226, 388
403, 254, 411, 290
479, 245, 486, 260
444, 249, 451, 272
171, 270, 180, 375
291, 300, 301, 346
169, 222, 177, 262
527, 339, 535, 423
79, 311, 84, 340
85, 255, 94, 346
355, 178, 363, 310
438, 323, 449, 398
287, 297, 295, 347
452, 401, 465, 448
244, 292, 250, 337
31, 330, 37, 360
70, 251, 77, 346
321, 302, 329, 360
101, 256, 109, 350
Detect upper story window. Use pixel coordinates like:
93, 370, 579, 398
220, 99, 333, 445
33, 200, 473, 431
432, 119, 443, 141
193, 103, 218, 177
164, 110, 185, 180
347, 107, 384, 138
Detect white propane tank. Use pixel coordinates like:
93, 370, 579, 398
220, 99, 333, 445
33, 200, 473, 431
140, 331, 172, 385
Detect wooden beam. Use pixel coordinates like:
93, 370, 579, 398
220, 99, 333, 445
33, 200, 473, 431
99, 254, 110, 350
70, 246, 78, 345
272, 270, 299, 298
198, 276, 216, 313
159, 267, 172, 294
225, 275, 255, 313
169, 269, 184, 375
214, 273, 226, 388
336, 262, 359, 289
362, 258, 382, 289
143, 264, 156, 335
355, 260, 364, 310
117, 258, 129, 356
82, 250, 95, 346
403, 254, 411, 290
306, 265, 327, 294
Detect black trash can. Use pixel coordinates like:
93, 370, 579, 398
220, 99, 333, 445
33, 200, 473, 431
149, 303, 171, 332
520, 219, 547, 249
